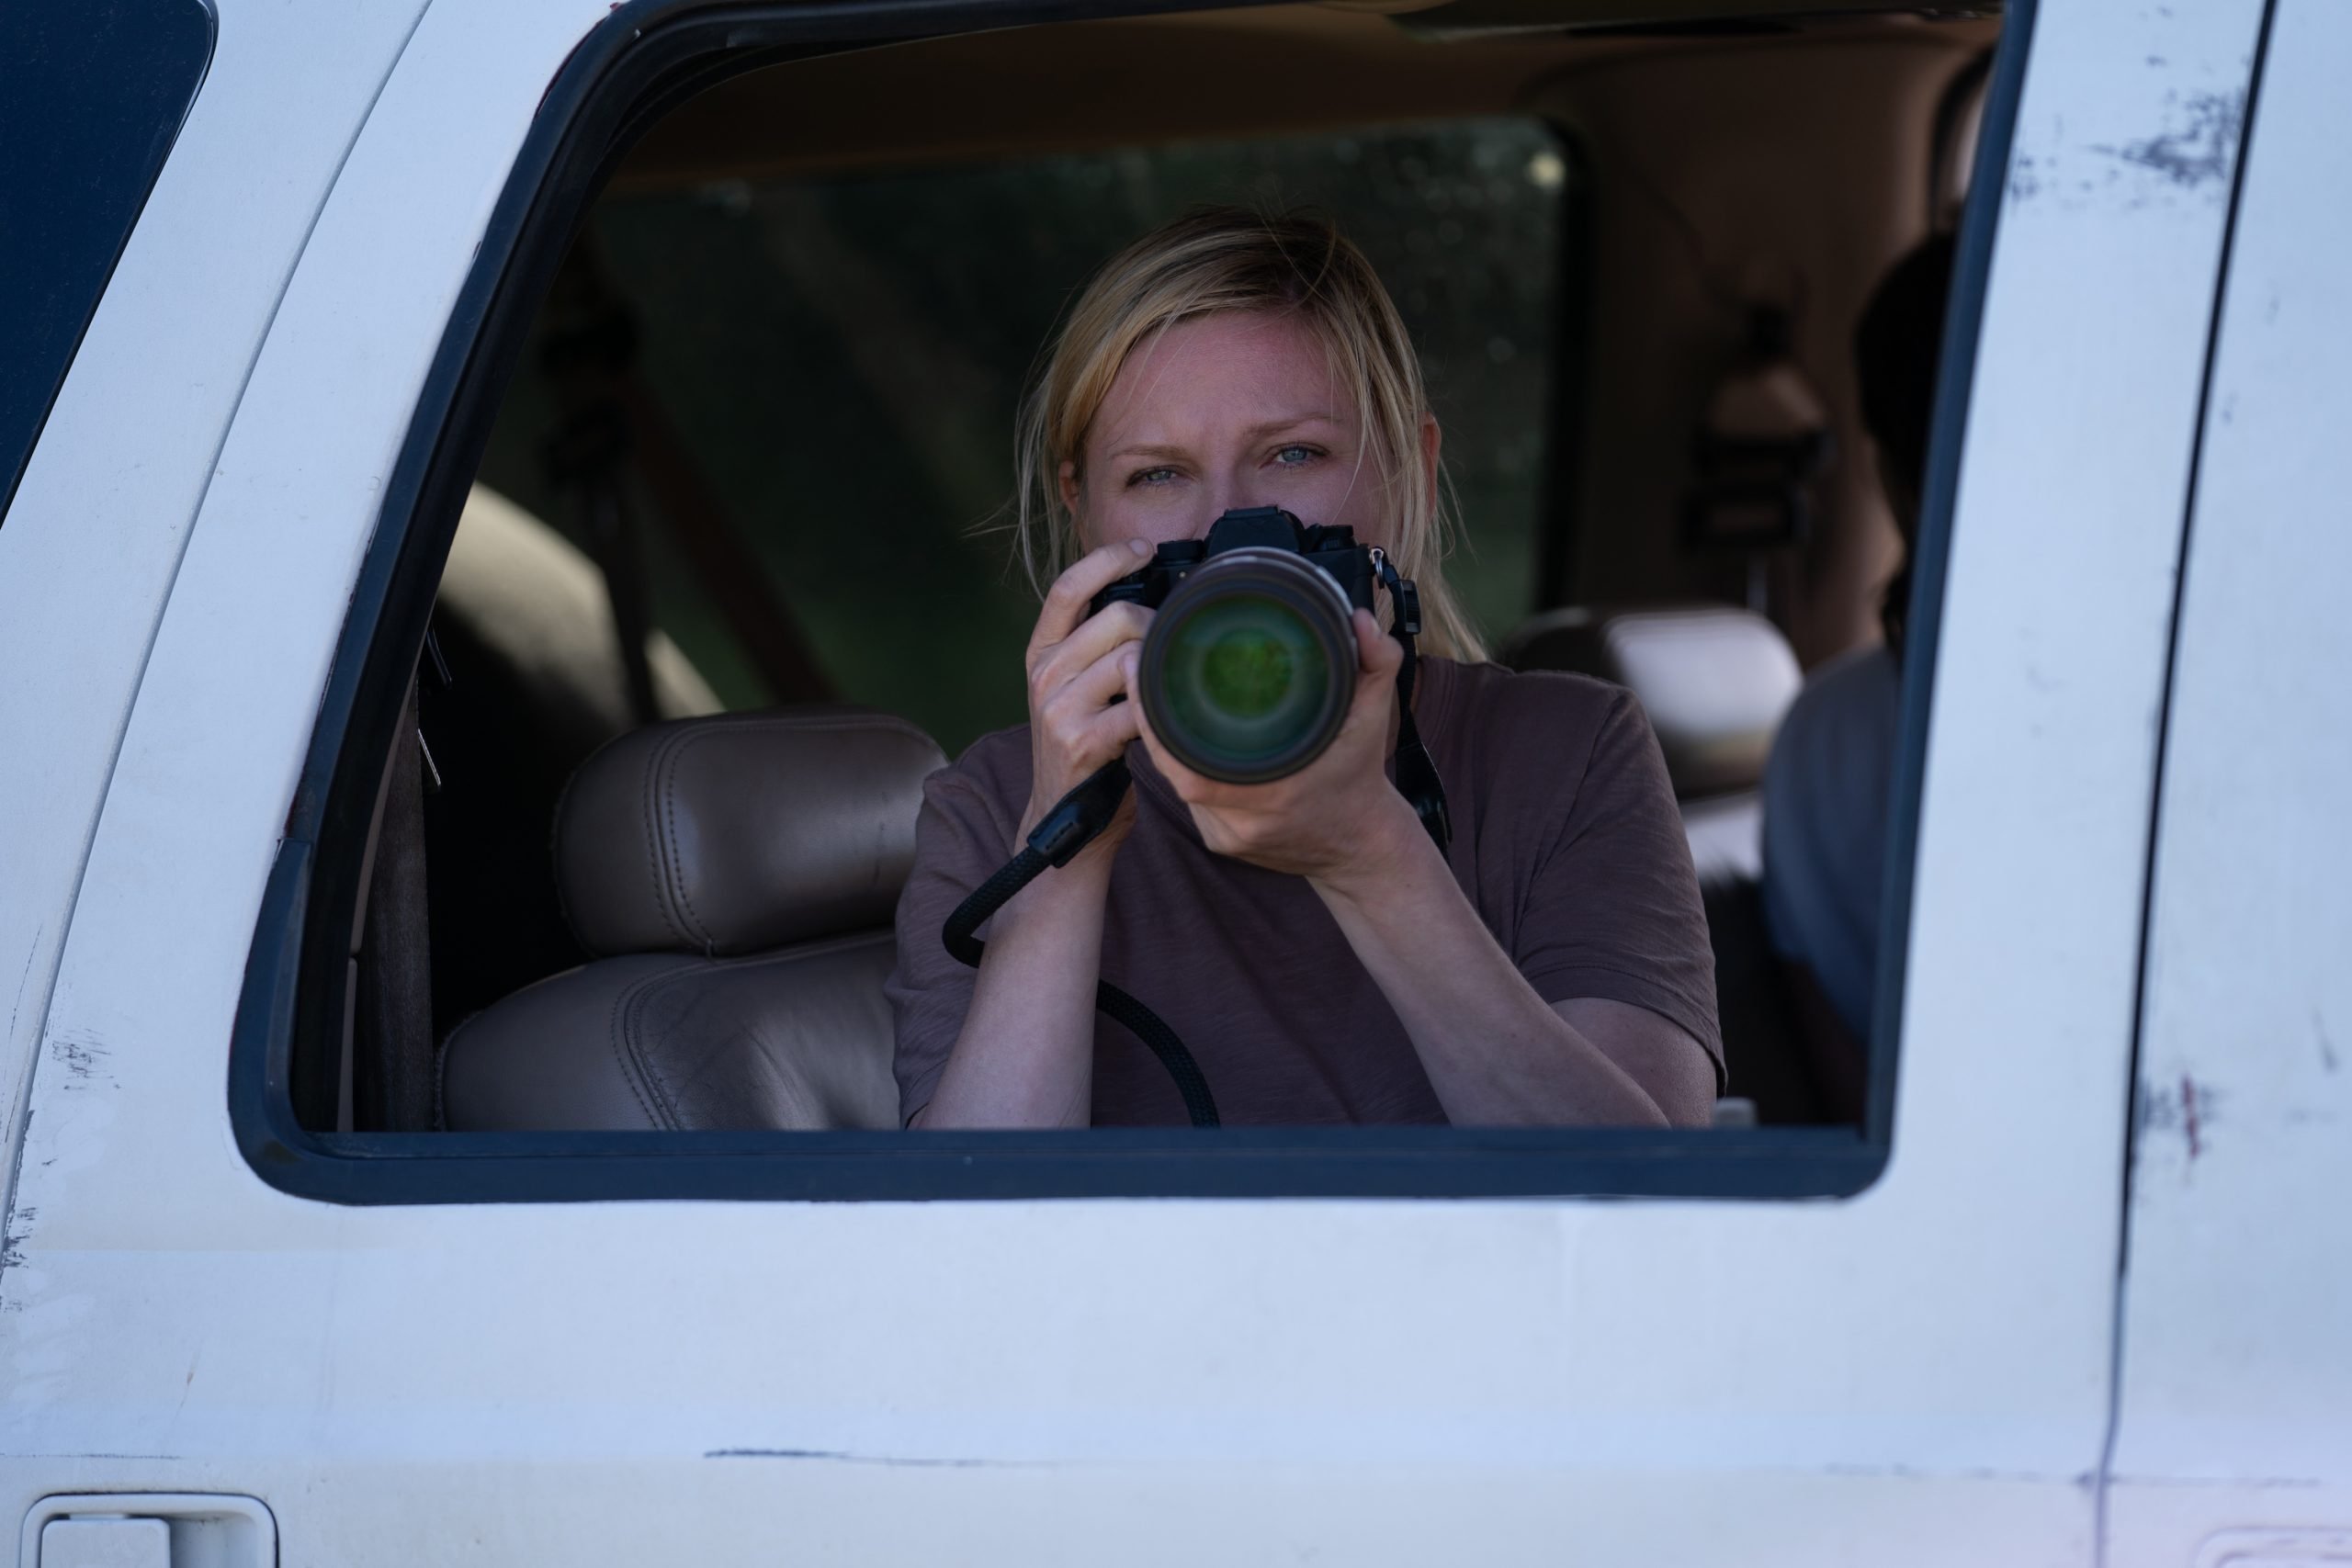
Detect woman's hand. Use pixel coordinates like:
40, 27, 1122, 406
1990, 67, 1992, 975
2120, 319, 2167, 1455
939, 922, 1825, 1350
1129, 608, 1425, 897
1019, 538, 1158, 863
1134, 606, 1709, 1128
913, 540, 1156, 1130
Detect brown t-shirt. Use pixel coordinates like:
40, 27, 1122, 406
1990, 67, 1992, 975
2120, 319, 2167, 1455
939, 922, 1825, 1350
885, 657, 1723, 1126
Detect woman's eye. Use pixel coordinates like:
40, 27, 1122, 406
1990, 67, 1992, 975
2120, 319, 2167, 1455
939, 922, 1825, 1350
1272, 445, 1321, 468
1126, 466, 1180, 488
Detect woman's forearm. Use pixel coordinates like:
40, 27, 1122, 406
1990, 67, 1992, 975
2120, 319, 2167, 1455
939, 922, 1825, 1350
915, 860, 1111, 1128
1310, 802, 1674, 1128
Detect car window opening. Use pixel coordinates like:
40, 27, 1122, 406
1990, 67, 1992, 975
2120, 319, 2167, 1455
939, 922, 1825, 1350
290, 0, 2002, 1196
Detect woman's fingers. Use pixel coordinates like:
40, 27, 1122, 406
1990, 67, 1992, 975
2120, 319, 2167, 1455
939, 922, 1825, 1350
1123, 649, 1195, 782
1030, 537, 1153, 660
1339, 609, 1404, 732
1030, 598, 1151, 695
1039, 643, 1143, 770
1018, 540, 1156, 847
1090, 675, 1145, 752
1353, 608, 1402, 682
1048, 641, 1139, 726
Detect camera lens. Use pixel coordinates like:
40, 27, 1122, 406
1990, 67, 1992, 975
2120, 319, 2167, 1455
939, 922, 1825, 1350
1138, 550, 1355, 784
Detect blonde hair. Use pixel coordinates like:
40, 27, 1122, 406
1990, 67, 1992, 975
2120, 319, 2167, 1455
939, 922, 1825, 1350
1012, 207, 1485, 661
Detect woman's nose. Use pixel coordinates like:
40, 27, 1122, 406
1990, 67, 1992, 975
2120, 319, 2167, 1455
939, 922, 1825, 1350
1191, 487, 1238, 536
1197, 474, 1272, 534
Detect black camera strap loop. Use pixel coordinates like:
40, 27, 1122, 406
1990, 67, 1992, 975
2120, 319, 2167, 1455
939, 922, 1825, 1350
1374, 552, 1453, 860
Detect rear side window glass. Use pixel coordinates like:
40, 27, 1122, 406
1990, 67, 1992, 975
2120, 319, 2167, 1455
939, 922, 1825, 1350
0, 0, 214, 520
474, 120, 1566, 753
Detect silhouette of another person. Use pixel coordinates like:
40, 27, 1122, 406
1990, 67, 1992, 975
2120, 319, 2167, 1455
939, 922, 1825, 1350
1760, 233, 1955, 1121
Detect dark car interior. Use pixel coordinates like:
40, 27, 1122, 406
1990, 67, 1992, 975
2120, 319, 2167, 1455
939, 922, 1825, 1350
322, 0, 1997, 1137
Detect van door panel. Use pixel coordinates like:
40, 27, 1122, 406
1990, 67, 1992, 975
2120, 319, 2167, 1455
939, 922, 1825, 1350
6, 0, 2263, 1562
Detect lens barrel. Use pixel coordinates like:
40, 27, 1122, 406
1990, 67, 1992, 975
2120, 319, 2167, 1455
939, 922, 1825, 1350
1136, 548, 1357, 784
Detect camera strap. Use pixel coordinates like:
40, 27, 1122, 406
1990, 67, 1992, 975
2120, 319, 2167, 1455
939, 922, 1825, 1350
941, 756, 1222, 1128
1375, 554, 1453, 859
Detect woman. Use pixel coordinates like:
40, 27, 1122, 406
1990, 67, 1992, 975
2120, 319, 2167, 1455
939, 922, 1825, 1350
885, 209, 1721, 1129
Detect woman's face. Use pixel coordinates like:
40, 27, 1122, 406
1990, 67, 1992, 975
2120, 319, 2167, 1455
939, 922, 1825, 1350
1064, 310, 1422, 553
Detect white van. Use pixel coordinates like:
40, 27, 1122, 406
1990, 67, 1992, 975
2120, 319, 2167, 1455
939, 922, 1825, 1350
3, 0, 2346, 1561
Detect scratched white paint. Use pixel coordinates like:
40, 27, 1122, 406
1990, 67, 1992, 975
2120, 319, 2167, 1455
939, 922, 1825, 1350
2107, 0, 2352, 1562
0, 0, 2277, 1562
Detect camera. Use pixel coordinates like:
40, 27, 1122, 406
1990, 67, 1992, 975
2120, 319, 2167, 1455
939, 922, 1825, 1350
1091, 507, 1378, 784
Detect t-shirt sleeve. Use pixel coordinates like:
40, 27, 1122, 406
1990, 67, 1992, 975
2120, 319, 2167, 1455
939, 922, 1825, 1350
882, 762, 1021, 1126
1510, 687, 1725, 1086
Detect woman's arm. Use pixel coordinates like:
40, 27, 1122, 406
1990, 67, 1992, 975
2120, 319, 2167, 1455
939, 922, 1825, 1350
1132, 611, 1716, 1128
913, 842, 1114, 1128
911, 539, 1155, 1128
1312, 795, 1715, 1126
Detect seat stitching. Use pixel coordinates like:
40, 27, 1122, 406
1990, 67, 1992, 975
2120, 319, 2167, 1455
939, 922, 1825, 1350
638, 731, 685, 950
657, 725, 709, 952
607, 971, 671, 1130
662, 730, 716, 956
614, 938, 898, 1130
662, 928, 895, 974
623, 969, 691, 1127
642, 942, 896, 1112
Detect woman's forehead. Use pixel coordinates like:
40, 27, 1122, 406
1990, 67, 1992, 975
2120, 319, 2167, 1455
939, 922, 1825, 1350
1090, 310, 1355, 447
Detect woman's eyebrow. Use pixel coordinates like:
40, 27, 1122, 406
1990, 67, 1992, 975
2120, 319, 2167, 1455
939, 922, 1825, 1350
1106, 415, 1347, 463
1242, 413, 1344, 438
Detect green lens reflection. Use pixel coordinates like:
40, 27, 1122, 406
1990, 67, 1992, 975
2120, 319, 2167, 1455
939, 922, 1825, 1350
1160, 593, 1330, 769
1202, 626, 1294, 717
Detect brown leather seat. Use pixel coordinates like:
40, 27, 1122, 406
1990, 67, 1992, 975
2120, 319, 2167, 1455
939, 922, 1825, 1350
438, 707, 945, 1132
1500, 604, 1824, 1122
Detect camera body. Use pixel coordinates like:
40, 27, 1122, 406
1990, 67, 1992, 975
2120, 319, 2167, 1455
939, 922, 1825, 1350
1089, 507, 1378, 786
1090, 507, 1378, 617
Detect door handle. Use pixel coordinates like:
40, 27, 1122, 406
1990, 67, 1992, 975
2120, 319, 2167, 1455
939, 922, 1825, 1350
22, 1495, 273, 1567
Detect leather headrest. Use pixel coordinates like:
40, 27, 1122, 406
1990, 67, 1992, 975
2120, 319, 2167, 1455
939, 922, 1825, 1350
1501, 605, 1801, 798
556, 707, 946, 958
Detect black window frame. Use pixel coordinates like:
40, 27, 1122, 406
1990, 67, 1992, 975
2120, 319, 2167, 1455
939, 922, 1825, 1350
231, 0, 2033, 1204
